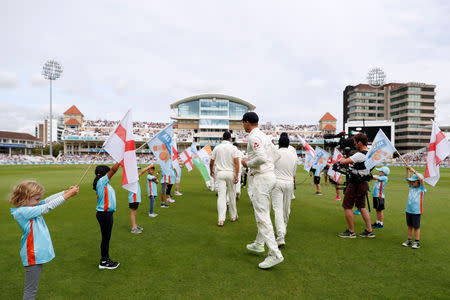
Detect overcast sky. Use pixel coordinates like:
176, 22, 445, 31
1, 0, 450, 134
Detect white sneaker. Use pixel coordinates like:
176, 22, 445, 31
276, 237, 285, 247
167, 198, 175, 203
174, 191, 183, 196
246, 242, 265, 253
131, 227, 142, 234
258, 256, 284, 269
148, 213, 158, 218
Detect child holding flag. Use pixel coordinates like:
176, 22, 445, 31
371, 166, 390, 229
93, 163, 121, 269
146, 164, 159, 217
128, 167, 153, 234
402, 166, 426, 249
161, 168, 176, 205
10, 181, 79, 299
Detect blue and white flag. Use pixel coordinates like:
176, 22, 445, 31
146, 123, 174, 174
365, 129, 397, 169
312, 146, 330, 176
304, 152, 315, 172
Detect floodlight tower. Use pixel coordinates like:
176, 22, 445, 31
42, 60, 63, 157
367, 67, 386, 120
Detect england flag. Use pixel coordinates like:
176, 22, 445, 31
424, 121, 450, 186
103, 109, 139, 193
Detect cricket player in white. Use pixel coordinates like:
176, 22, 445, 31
210, 131, 240, 226
241, 112, 284, 269
233, 142, 244, 200
272, 133, 297, 246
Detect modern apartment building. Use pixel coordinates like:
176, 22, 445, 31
343, 82, 436, 153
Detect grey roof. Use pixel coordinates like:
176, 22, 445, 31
170, 94, 256, 110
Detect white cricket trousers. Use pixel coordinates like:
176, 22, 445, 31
235, 172, 241, 195
216, 171, 237, 222
249, 172, 283, 259
271, 179, 294, 239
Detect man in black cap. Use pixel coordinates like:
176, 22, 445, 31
210, 131, 240, 226
271, 132, 297, 247
241, 112, 284, 269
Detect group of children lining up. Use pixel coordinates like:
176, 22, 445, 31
311, 160, 426, 249
9, 158, 427, 299
9, 163, 182, 299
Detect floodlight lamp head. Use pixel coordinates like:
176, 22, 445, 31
367, 67, 386, 87
42, 60, 63, 80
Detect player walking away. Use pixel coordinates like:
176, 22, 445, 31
210, 131, 240, 226
233, 142, 244, 201
271, 133, 297, 247
241, 112, 284, 269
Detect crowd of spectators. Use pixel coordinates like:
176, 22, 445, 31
0, 154, 54, 163
259, 123, 320, 132
0, 153, 157, 164
56, 153, 156, 164
175, 130, 193, 142
62, 120, 171, 141
233, 129, 322, 143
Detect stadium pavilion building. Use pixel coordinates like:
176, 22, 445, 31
170, 94, 255, 151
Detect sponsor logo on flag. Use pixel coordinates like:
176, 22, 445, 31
312, 146, 331, 176
327, 148, 343, 182
365, 129, 396, 169
146, 123, 174, 175
304, 152, 314, 172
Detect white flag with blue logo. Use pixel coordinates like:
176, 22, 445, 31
304, 152, 315, 172
365, 129, 397, 169
146, 123, 174, 174
312, 146, 331, 175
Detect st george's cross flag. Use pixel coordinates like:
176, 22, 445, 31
327, 148, 343, 183
180, 147, 195, 172
103, 109, 139, 193
147, 123, 174, 175
424, 121, 450, 186
297, 135, 315, 157
197, 144, 212, 172
192, 144, 212, 182
171, 138, 181, 176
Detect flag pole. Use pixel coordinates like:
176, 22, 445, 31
395, 150, 410, 167
76, 147, 105, 186
136, 142, 148, 152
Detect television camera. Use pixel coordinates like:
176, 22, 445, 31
325, 131, 373, 210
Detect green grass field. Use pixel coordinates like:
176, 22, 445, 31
1, 165, 450, 299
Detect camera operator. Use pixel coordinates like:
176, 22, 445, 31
337, 133, 375, 239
